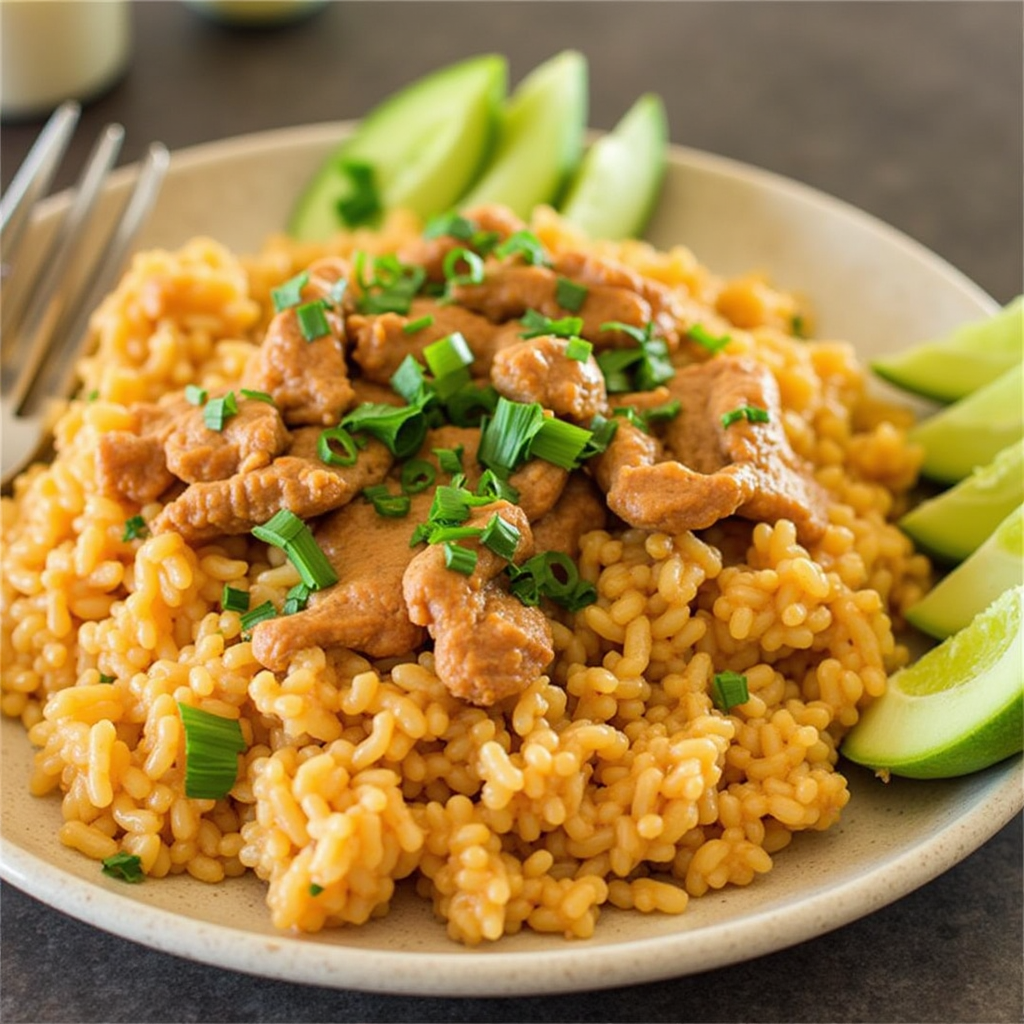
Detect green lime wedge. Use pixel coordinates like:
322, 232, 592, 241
909, 361, 1024, 484
906, 504, 1024, 638
872, 295, 1023, 403
559, 92, 668, 240
457, 50, 588, 218
899, 438, 1024, 563
842, 585, 1023, 779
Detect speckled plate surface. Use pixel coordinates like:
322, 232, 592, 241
2, 124, 1021, 996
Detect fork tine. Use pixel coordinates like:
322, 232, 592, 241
0, 101, 81, 269
24, 141, 170, 412
0, 123, 125, 388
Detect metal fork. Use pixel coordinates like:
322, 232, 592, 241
0, 102, 169, 488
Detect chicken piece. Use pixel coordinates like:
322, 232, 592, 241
95, 431, 175, 504
593, 357, 828, 542
402, 501, 553, 705
529, 472, 608, 557
251, 491, 431, 670
163, 398, 289, 483
152, 429, 392, 541
242, 257, 354, 426
490, 335, 606, 422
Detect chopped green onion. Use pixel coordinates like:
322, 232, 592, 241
790, 313, 807, 338
423, 211, 476, 241
390, 355, 429, 404
184, 384, 208, 406
528, 416, 593, 470
427, 483, 477, 525
580, 415, 618, 458
564, 337, 593, 362
252, 509, 338, 590
336, 158, 382, 228
612, 399, 682, 434
85, 388, 99, 402
204, 391, 239, 432
296, 299, 331, 342
476, 468, 520, 503
423, 332, 474, 399
309, 883, 325, 896
122, 515, 148, 542
433, 446, 464, 475
477, 397, 545, 475
480, 514, 521, 561
403, 314, 435, 334
101, 851, 144, 883
443, 541, 478, 575
282, 582, 311, 616
688, 323, 731, 354
596, 321, 674, 392
506, 551, 596, 611
240, 600, 277, 634
363, 484, 412, 518
495, 229, 549, 266
354, 252, 426, 315
400, 458, 437, 495
317, 425, 359, 467
561, 579, 598, 612
427, 524, 484, 544
711, 670, 750, 711
98, 673, 115, 684
596, 348, 641, 393
519, 308, 584, 340
555, 276, 589, 312
720, 405, 770, 428
442, 247, 486, 288
444, 382, 498, 426
177, 702, 247, 800
271, 270, 309, 312
328, 277, 349, 308
240, 388, 274, 404
342, 399, 427, 460
221, 585, 250, 613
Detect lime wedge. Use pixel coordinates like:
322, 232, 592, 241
842, 585, 1023, 779
872, 295, 1023, 403
559, 92, 668, 240
899, 438, 1024, 562
909, 361, 1024, 484
906, 504, 1024, 638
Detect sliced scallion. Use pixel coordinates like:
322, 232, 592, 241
403, 314, 435, 334
444, 382, 498, 427
442, 247, 485, 289
712, 670, 750, 711
475, 468, 520, 504
240, 388, 274, 404
336, 159, 381, 228
122, 515, 148, 542
203, 391, 239, 432
720, 405, 770, 428
477, 397, 545, 475
342, 399, 428, 460
271, 270, 309, 313
363, 484, 412, 518
282, 582, 311, 616
480, 514, 521, 561
317, 425, 359, 467
101, 851, 144, 883
423, 211, 476, 241
688, 323, 731, 354
519, 308, 583, 340
527, 416, 592, 470
400, 458, 436, 495
296, 300, 331, 342
433, 446, 464, 475
443, 541, 478, 575
252, 509, 338, 590
177, 702, 247, 800
495, 229, 549, 266
240, 600, 277, 634
564, 337, 593, 362
555, 276, 588, 312
221, 585, 249, 614
184, 383, 208, 406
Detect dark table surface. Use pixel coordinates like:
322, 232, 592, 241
1, 3, 1022, 1022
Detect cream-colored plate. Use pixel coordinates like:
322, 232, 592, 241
2, 124, 1020, 996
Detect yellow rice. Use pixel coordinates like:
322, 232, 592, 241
0, 207, 931, 943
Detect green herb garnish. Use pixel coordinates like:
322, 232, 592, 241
177, 702, 247, 800
720, 405, 770, 428
711, 670, 750, 711
252, 510, 338, 591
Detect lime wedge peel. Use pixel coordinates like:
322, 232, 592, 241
842, 585, 1023, 779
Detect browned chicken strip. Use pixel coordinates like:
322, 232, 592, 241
402, 501, 553, 706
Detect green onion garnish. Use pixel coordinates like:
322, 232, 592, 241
271, 270, 309, 312
296, 300, 331, 342
423, 332, 474, 398
688, 323, 731, 354
505, 551, 595, 611
480, 514, 521, 561
336, 159, 381, 228
98, 673, 115, 684
423, 211, 476, 241
791, 313, 807, 338
555, 276, 588, 312
477, 397, 546, 475
282, 582, 311, 616
519, 308, 584, 340
442, 247, 486, 289
177, 702, 247, 800
101, 851, 144, 883
354, 252, 426, 315
204, 391, 239, 432
184, 384, 208, 406
252, 510, 338, 590
85, 389, 99, 402
476, 468, 520, 503
564, 337, 593, 362
122, 515, 148, 542
400, 458, 436, 494
221, 585, 249, 613
240, 388, 274, 404
596, 321, 674, 392
403, 314, 435, 334
390, 355, 429, 405
711, 670, 750, 711
444, 382, 498, 427
720, 405, 770, 428
580, 415, 618, 458
433, 446, 464, 475
363, 484, 412, 518
317, 425, 359, 467
528, 416, 593, 470
341, 399, 427, 460
495, 229, 549, 266
240, 600, 277, 634
443, 542, 478, 575
309, 883, 325, 896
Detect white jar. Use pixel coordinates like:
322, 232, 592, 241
0, 0, 131, 121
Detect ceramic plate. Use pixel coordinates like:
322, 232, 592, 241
2, 123, 1021, 996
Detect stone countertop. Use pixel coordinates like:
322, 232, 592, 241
1, 3, 1021, 1022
